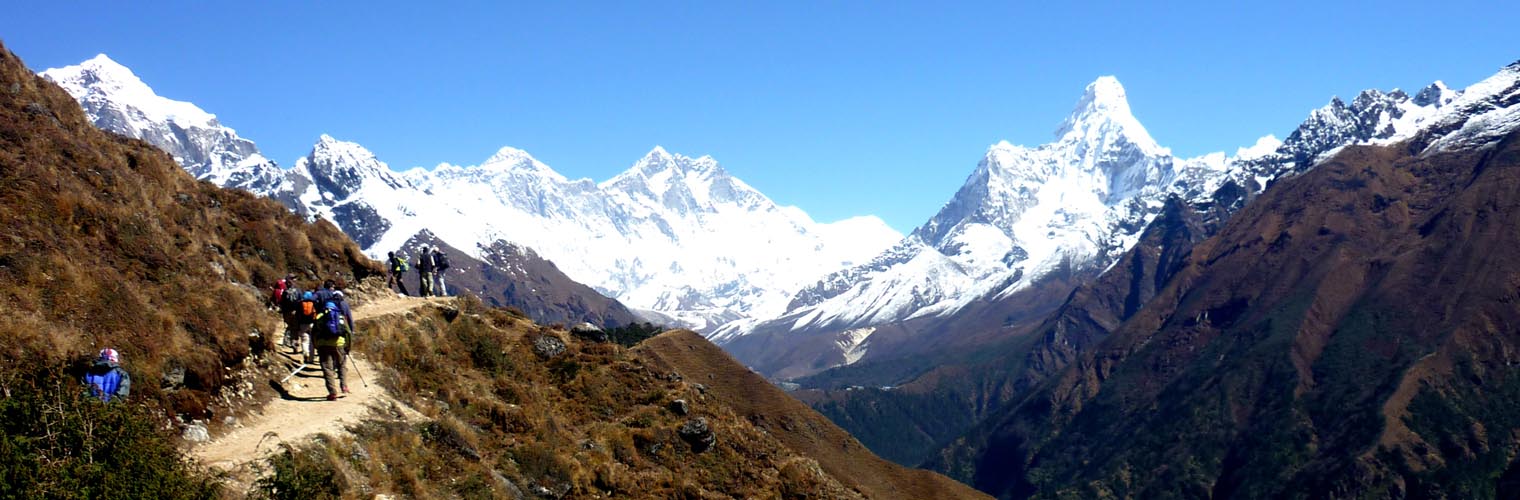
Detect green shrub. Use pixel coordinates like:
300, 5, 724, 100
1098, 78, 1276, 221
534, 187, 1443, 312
0, 377, 220, 500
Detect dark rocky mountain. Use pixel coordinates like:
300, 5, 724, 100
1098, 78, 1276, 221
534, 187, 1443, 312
928, 62, 1520, 498
395, 230, 642, 328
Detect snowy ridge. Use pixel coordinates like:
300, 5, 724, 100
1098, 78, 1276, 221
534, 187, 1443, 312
40, 55, 285, 191
288, 140, 900, 329
41, 55, 900, 329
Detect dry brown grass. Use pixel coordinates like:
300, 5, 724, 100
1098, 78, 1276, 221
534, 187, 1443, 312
284, 295, 873, 499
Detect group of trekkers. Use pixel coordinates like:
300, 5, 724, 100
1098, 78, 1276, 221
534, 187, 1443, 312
84, 276, 356, 406
272, 276, 356, 401
385, 245, 451, 297
81, 245, 448, 404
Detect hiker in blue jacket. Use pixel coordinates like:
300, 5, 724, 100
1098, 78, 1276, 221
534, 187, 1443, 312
314, 290, 356, 400
83, 348, 131, 402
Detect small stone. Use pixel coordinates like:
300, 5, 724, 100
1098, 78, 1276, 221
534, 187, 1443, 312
668, 399, 689, 416
490, 470, 525, 500
692, 383, 708, 394
181, 423, 210, 443
161, 365, 186, 391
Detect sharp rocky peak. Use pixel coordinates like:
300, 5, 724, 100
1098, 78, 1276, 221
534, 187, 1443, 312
1052, 76, 1165, 156
633, 146, 723, 177
40, 54, 219, 127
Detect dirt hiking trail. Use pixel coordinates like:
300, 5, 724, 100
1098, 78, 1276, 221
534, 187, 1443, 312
192, 294, 447, 477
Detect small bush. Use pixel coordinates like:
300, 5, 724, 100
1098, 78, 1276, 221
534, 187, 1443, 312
0, 377, 220, 500
252, 442, 347, 500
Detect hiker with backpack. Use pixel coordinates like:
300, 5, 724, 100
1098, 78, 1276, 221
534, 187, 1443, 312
295, 290, 320, 364
276, 275, 303, 351
83, 348, 131, 402
416, 246, 436, 297
431, 247, 450, 296
386, 251, 410, 296
312, 290, 355, 400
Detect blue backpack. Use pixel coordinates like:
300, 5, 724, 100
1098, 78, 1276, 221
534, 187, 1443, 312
318, 301, 344, 338
86, 369, 124, 402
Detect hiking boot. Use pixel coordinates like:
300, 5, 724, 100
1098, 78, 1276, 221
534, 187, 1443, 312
327, 394, 338, 401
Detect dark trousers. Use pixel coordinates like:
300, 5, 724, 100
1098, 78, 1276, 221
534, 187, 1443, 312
317, 346, 347, 396
387, 271, 410, 296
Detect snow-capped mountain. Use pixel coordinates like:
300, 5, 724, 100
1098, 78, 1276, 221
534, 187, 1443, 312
284, 138, 899, 328
713, 77, 1216, 342
40, 55, 901, 329
38, 55, 294, 196
715, 74, 1467, 379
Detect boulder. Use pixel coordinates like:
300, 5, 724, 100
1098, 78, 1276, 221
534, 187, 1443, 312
678, 417, 716, 453
570, 322, 608, 343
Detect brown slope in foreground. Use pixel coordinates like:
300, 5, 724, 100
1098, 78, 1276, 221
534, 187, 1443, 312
0, 40, 379, 415
636, 330, 989, 499
932, 67, 1520, 498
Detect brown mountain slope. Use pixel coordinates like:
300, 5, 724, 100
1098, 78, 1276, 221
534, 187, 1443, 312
395, 230, 643, 327
931, 77, 1520, 497
636, 330, 989, 499
0, 40, 379, 416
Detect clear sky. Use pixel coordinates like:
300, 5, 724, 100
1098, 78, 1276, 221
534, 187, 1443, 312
2, 1, 1516, 233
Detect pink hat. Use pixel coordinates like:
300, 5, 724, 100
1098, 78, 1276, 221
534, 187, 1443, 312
99, 348, 120, 364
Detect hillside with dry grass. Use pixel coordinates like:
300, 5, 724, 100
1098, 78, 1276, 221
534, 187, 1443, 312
268, 294, 982, 498
0, 39, 380, 497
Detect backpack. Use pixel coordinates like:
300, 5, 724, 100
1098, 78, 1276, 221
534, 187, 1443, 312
390, 255, 409, 273
315, 301, 345, 338
434, 252, 450, 271
300, 291, 317, 318
280, 284, 302, 309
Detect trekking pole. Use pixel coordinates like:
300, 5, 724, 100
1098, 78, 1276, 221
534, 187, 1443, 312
348, 351, 367, 386
278, 361, 306, 385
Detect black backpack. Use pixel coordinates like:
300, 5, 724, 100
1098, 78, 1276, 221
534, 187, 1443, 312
434, 252, 450, 271
280, 285, 302, 309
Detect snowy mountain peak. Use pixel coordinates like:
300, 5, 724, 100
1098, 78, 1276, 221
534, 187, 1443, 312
1414, 81, 1453, 107
1053, 76, 1165, 156
633, 146, 720, 173
310, 134, 382, 165
41, 54, 218, 128
485, 145, 536, 166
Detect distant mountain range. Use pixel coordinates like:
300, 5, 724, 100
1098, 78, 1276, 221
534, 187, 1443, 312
40, 55, 900, 330
714, 73, 1458, 381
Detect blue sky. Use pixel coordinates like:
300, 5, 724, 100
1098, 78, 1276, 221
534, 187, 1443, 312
3, 1, 1516, 233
